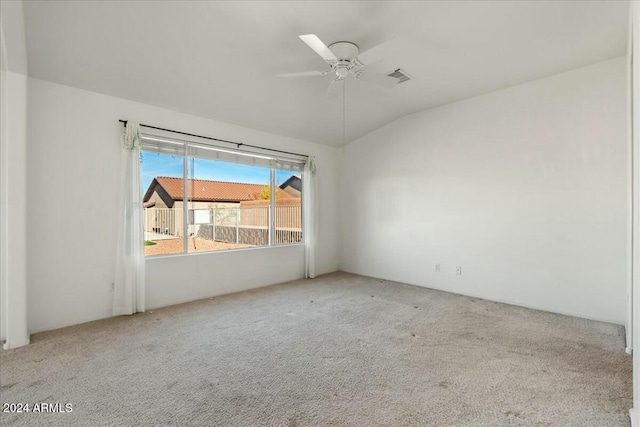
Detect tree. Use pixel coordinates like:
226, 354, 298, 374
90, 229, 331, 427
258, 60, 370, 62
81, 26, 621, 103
260, 185, 282, 200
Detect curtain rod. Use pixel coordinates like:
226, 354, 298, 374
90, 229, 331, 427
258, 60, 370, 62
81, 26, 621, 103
118, 120, 309, 159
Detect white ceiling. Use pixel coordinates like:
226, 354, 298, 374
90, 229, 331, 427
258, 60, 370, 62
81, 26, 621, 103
23, 1, 628, 146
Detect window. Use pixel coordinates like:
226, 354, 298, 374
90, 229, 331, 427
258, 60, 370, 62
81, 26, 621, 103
275, 169, 302, 245
141, 151, 184, 256
186, 158, 271, 254
140, 134, 305, 256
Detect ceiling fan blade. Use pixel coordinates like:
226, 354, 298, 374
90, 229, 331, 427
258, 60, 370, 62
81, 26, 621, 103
327, 79, 344, 99
357, 38, 399, 65
355, 71, 398, 88
299, 34, 338, 63
278, 71, 329, 78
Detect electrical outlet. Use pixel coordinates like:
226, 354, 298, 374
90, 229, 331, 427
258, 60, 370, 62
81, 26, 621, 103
435, 264, 441, 272
111, 282, 115, 291
456, 266, 462, 275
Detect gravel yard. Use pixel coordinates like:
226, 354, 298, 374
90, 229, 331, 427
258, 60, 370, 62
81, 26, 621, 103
144, 238, 253, 256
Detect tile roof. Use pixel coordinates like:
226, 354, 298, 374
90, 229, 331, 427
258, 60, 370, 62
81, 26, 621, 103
144, 176, 295, 203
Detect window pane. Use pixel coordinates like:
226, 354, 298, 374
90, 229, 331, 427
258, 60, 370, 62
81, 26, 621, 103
186, 156, 271, 253
141, 150, 185, 256
275, 170, 303, 244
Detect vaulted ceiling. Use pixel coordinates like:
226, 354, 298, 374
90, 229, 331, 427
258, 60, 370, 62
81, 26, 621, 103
23, 1, 628, 146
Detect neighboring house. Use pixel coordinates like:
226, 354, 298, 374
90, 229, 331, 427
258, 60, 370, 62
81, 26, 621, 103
143, 176, 300, 237
279, 175, 301, 198
143, 176, 294, 209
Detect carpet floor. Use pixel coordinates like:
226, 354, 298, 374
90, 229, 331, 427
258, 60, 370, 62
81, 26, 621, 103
0, 272, 632, 426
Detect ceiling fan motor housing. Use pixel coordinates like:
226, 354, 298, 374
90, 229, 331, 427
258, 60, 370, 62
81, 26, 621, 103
328, 41, 363, 80
328, 41, 360, 61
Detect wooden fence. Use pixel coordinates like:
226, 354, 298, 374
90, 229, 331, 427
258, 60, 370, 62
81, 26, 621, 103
143, 205, 302, 244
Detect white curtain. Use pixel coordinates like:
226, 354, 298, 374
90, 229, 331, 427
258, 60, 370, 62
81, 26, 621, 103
303, 156, 317, 278
113, 121, 145, 315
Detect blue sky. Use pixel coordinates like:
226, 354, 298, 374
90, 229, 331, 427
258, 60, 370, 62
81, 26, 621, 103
141, 152, 296, 192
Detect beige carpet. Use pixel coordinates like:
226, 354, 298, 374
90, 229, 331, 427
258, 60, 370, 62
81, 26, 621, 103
0, 272, 631, 426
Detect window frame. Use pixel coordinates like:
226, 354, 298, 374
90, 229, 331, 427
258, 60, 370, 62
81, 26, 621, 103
140, 133, 305, 258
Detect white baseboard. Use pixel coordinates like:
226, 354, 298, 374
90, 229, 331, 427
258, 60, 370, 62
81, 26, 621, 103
630, 408, 636, 427
627, 347, 633, 355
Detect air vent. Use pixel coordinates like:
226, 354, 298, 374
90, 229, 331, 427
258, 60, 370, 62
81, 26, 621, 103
387, 68, 412, 84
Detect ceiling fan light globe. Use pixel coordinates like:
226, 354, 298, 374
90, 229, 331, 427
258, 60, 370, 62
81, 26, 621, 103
336, 67, 349, 78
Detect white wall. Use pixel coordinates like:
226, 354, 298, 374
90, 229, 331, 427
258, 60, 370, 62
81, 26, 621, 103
1, 0, 30, 348
146, 245, 304, 309
340, 57, 628, 325
27, 78, 339, 333
0, 24, 5, 343
630, 2, 640, 425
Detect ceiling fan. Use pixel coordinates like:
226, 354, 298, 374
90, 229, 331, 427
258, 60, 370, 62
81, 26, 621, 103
279, 34, 398, 97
